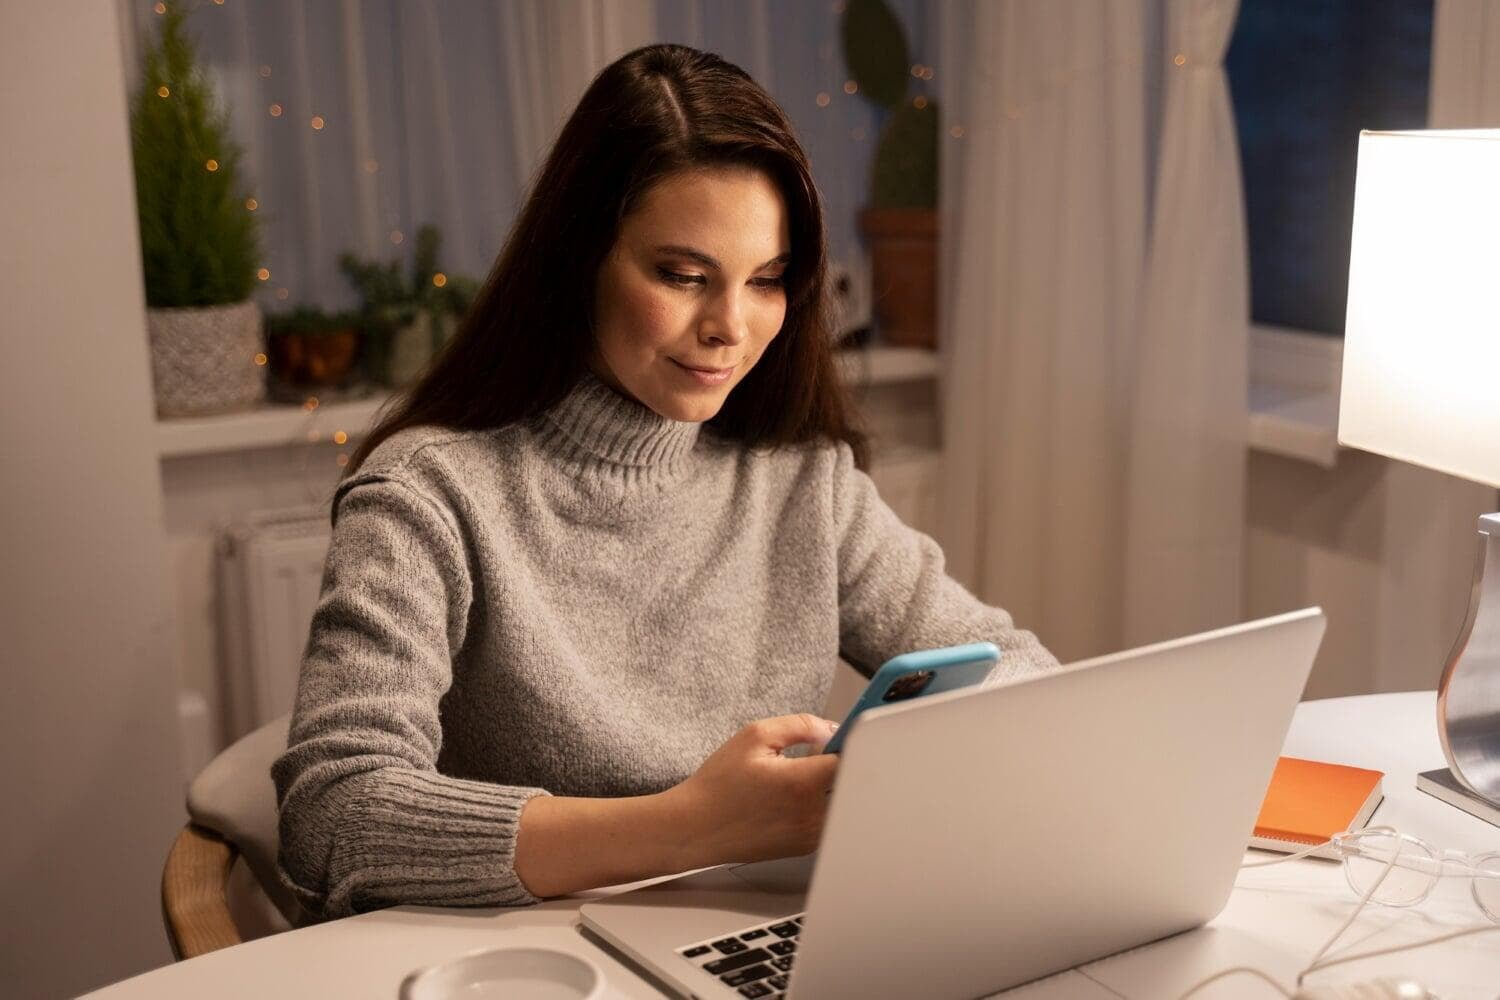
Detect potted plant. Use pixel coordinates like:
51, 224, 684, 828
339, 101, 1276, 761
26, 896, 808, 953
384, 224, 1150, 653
339, 225, 480, 389
131, 3, 265, 416
842, 0, 940, 350
263, 308, 365, 400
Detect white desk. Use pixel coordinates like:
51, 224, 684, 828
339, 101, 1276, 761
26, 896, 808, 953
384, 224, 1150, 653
87, 692, 1500, 999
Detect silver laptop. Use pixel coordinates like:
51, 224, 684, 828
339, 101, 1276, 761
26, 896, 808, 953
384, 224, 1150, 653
579, 607, 1326, 999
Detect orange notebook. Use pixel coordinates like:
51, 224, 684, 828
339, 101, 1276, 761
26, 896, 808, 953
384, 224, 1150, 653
1248, 756, 1384, 860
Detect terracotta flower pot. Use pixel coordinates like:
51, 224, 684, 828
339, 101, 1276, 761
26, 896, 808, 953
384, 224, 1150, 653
267, 327, 362, 388
858, 207, 938, 350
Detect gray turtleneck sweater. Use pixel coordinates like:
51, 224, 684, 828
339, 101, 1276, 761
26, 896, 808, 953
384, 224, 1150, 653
272, 374, 1057, 919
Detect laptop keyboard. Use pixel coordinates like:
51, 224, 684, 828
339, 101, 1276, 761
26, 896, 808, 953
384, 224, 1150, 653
676, 913, 803, 998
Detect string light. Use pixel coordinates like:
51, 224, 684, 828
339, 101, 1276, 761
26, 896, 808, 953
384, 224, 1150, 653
156, 85, 170, 98
306, 429, 321, 443
911, 63, 923, 77
950, 125, 965, 139
389, 230, 404, 245
310, 115, 326, 130
333, 430, 348, 445
245, 197, 258, 211
921, 67, 934, 80
843, 80, 857, 95
253, 353, 267, 366
269, 103, 283, 118
336, 453, 349, 467
304, 397, 319, 412
256, 267, 270, 281
1174, 53, 1187, 66
275, 287, 289, 300
363, 158, 379, 174
258, 65, 271, 78
913, 95, 928, 109
432, 273, 447, 288
153, 2, 166, 13
205, 158, 219, 172
815, 92, 831, 107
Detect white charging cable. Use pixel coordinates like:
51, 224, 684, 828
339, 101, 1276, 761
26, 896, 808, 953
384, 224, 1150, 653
1175, 830, 1500, 999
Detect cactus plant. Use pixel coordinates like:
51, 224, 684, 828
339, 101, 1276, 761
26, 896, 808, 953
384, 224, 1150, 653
841, 0, 938, 209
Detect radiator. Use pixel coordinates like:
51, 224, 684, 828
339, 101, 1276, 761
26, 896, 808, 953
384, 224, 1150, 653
218, 506, 331, 740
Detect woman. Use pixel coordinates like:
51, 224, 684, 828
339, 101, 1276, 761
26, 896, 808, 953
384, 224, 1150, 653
273, 43, 1056, 921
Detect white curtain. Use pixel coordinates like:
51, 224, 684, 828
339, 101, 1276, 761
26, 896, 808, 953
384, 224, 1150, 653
1122, 0, 1247, 648
1367, 0, 1500, 692
936, 0, 1149, 663
499, 0, 654, 190
115, 0, 887, 316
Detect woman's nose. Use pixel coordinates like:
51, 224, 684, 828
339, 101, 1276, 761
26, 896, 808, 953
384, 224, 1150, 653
699, 289, 749, 346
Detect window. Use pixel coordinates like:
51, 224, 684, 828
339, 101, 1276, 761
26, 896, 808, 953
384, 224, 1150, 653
1227, 0, 1433, 336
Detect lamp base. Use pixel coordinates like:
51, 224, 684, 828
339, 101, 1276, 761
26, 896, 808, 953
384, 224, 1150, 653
1436, 512, 1500, 808
1416, 767, 1500, 830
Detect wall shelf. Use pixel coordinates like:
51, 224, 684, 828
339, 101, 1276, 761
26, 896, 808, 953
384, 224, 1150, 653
1248, 381, 1340, 469
155, 344, 939, 459
1246, 325, 1343, 469
156, 394, 390, 459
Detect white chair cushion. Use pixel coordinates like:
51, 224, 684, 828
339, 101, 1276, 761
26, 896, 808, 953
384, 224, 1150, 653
185, 714, 303, 926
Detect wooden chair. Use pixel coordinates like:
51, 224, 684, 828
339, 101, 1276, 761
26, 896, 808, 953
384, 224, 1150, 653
161, 714, 302, 960
160, 660, 865, 960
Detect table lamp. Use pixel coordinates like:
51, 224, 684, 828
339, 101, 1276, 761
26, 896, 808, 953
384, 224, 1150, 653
1339, 128, 1500, 823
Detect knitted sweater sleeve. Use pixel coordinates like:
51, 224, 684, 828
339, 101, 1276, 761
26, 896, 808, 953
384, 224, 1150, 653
271, 473, 550, 919
831, 443, 1059, 683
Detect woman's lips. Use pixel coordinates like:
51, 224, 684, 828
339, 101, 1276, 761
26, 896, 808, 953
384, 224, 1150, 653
671, 359, 736, 385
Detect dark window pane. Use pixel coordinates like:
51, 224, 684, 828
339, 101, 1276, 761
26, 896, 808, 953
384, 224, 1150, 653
1227, 0, 1433, 336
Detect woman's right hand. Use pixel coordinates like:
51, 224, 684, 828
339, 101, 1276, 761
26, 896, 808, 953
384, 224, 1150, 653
664, 713, 842, 869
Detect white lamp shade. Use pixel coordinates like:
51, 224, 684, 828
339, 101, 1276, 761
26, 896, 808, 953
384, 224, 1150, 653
1339, 128, 1500, 488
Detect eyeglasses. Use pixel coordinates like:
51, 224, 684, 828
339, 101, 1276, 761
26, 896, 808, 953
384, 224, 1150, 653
1328, 826, 1500, 922
1200, 824, 1500, 997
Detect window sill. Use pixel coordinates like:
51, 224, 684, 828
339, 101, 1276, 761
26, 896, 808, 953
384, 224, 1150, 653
155, 344, 939, 460
1247, 325, 1343, 469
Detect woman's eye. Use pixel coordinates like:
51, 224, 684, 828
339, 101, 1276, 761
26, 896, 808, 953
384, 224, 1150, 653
657, 268, 703, 287
657, 268, 785, 292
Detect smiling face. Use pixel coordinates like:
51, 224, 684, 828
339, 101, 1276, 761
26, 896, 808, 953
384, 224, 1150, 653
589, 166, 792, 423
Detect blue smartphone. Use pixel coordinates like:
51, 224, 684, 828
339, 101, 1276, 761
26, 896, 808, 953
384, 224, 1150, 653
822, 641, 1000, 754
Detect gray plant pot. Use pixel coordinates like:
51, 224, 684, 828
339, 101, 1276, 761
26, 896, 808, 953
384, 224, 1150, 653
148, 300, 267, 417
383, 310, 458, 389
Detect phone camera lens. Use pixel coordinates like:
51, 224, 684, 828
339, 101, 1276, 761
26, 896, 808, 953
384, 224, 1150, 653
883, 670, 935, 702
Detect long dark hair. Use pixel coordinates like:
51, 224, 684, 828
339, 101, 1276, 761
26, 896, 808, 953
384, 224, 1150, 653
347, 43, 867, 476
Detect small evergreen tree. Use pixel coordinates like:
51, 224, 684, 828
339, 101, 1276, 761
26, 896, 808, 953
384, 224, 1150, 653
131, 3, 259, 308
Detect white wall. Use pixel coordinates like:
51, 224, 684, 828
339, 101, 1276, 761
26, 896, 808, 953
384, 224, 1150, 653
1246, 449, 1496, 700
0, 5, 185, 996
